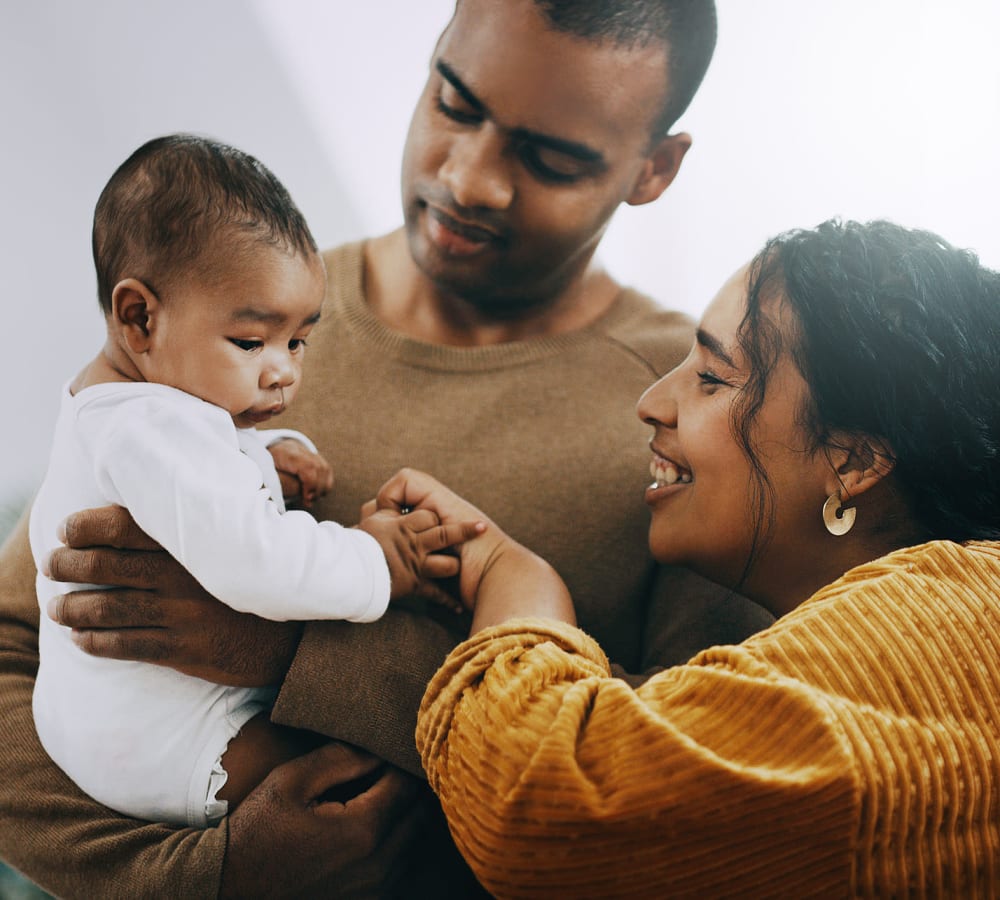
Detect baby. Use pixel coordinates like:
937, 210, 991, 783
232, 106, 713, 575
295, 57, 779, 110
29, 134, 474, 827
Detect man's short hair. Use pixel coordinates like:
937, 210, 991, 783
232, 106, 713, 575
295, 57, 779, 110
533, 0, 718, 136
92, 133, 317, 313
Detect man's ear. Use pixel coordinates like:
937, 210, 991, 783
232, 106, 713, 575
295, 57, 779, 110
626, 132, 692, 207
823, 434, 896, 503
111, 278, 160, 353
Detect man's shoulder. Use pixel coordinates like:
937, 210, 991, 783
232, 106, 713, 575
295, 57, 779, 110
321, 239, 365, 271
598, 287, 696, 377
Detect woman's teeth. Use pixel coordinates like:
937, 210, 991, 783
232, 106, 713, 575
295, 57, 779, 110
649, 459, 692, 488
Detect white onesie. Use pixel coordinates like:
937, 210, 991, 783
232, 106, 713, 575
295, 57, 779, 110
30, 381, 390, 826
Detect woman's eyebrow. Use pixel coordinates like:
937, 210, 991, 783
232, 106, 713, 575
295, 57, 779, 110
696, 327, 737, 368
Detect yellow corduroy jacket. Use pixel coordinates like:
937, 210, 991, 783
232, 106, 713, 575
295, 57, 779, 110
418, 540, 1000, 899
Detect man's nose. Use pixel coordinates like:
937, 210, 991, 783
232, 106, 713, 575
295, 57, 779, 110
439, 127, 514, 210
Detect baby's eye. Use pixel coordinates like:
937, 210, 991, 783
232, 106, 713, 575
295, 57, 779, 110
229, 338, 262, 352
288, 338, 307, 352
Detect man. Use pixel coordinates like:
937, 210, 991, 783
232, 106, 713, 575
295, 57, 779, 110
0, 0, 771, 895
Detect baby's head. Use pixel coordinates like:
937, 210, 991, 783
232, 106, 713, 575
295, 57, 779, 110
93, 133, 326, 428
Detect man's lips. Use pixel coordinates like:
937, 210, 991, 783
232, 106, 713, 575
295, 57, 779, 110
425, 204, 503, 256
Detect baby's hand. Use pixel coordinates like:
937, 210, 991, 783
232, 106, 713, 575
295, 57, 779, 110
357, 508, 486, 613
268, 439, 334, 509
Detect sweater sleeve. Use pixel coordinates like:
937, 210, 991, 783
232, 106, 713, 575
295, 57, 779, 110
0, 512, 226, 900
272, 606, 466, 777
416, 618, 861, 899
80, 390, 389, 623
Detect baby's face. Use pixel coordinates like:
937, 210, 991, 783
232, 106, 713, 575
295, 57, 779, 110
141, 245, 326, 428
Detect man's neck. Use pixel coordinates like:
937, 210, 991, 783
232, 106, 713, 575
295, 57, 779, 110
363, 229, 622, 347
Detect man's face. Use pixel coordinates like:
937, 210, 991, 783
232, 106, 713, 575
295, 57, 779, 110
401, 0, 679, 312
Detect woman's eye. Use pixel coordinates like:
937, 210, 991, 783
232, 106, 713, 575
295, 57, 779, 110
697, 370, 727, 391
229, 338, 262, 352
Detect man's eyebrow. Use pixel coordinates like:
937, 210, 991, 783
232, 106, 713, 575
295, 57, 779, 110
437, 60, 485, 112
436, 59, 605, 165
696, 327, 737, 368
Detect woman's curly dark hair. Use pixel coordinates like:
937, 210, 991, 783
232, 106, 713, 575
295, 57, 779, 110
732, 218, 1000, 576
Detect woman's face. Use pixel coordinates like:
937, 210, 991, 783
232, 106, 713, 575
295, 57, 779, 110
636, 264, 835, 609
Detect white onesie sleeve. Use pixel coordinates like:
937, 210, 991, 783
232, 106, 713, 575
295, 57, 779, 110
77, 384, 390, 622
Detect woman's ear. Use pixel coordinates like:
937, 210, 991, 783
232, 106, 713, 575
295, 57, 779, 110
823, 434, 896, 502
626, 132, 692, 207
111, 279, 159, 353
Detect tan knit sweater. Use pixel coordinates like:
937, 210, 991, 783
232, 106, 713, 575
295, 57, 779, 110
418, 540, 1000, 898
0, 239, 771, 897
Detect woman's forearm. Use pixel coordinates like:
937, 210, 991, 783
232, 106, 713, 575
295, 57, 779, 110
469, 542, 576, 634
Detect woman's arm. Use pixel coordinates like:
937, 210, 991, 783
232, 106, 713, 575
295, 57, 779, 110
416, 619, 859, 898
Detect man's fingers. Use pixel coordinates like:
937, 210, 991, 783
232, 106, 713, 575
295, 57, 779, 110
268, 742, 384, 806
46, 546, 171, 589
70, 626, 173, 663
60, 505, 160, 551
48, 590, 167, 629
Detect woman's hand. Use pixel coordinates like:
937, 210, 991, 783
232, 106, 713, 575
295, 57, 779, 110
366, 469, 576, 632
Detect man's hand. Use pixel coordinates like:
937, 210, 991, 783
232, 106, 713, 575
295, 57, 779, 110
268, 438, 334, 509
44, 505, 301, 687
221, 742, 426, 899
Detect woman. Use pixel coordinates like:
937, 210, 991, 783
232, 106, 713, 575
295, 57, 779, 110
372, 219, 1000, 897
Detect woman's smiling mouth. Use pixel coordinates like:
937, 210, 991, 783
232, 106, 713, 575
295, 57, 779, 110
649, 452, 693, 489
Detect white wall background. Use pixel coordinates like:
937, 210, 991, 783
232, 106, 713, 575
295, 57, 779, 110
3, 1, 999, 503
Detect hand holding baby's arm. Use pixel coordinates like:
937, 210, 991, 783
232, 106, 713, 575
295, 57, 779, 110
367, 468, 576, 632
357, 507, 486, 613
268, 438, 334, 509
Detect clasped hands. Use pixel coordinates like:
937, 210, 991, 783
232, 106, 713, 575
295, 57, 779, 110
43, 469, 506, 676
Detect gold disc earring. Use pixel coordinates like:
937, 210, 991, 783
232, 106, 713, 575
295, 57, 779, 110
822, 492, 856, 536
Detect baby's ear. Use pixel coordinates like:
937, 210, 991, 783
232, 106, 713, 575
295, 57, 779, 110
111, 279, 159, 353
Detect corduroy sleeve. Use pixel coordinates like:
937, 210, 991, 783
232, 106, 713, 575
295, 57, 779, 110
0, 512, 225, 900
417, 617, 861, 899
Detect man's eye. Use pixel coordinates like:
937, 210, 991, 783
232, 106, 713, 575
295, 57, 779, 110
229, 338, 262, 352
519, 145, 588, 184
435, 84, 480, 125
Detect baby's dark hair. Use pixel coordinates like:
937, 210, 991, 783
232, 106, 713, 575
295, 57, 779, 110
734, 219, 1000, 570
92, 133, 318, 313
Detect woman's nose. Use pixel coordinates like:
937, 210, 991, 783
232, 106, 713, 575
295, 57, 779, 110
636, 370, 679, 427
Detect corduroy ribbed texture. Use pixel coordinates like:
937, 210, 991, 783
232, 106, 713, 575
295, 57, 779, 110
418, 540, 1000, 898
